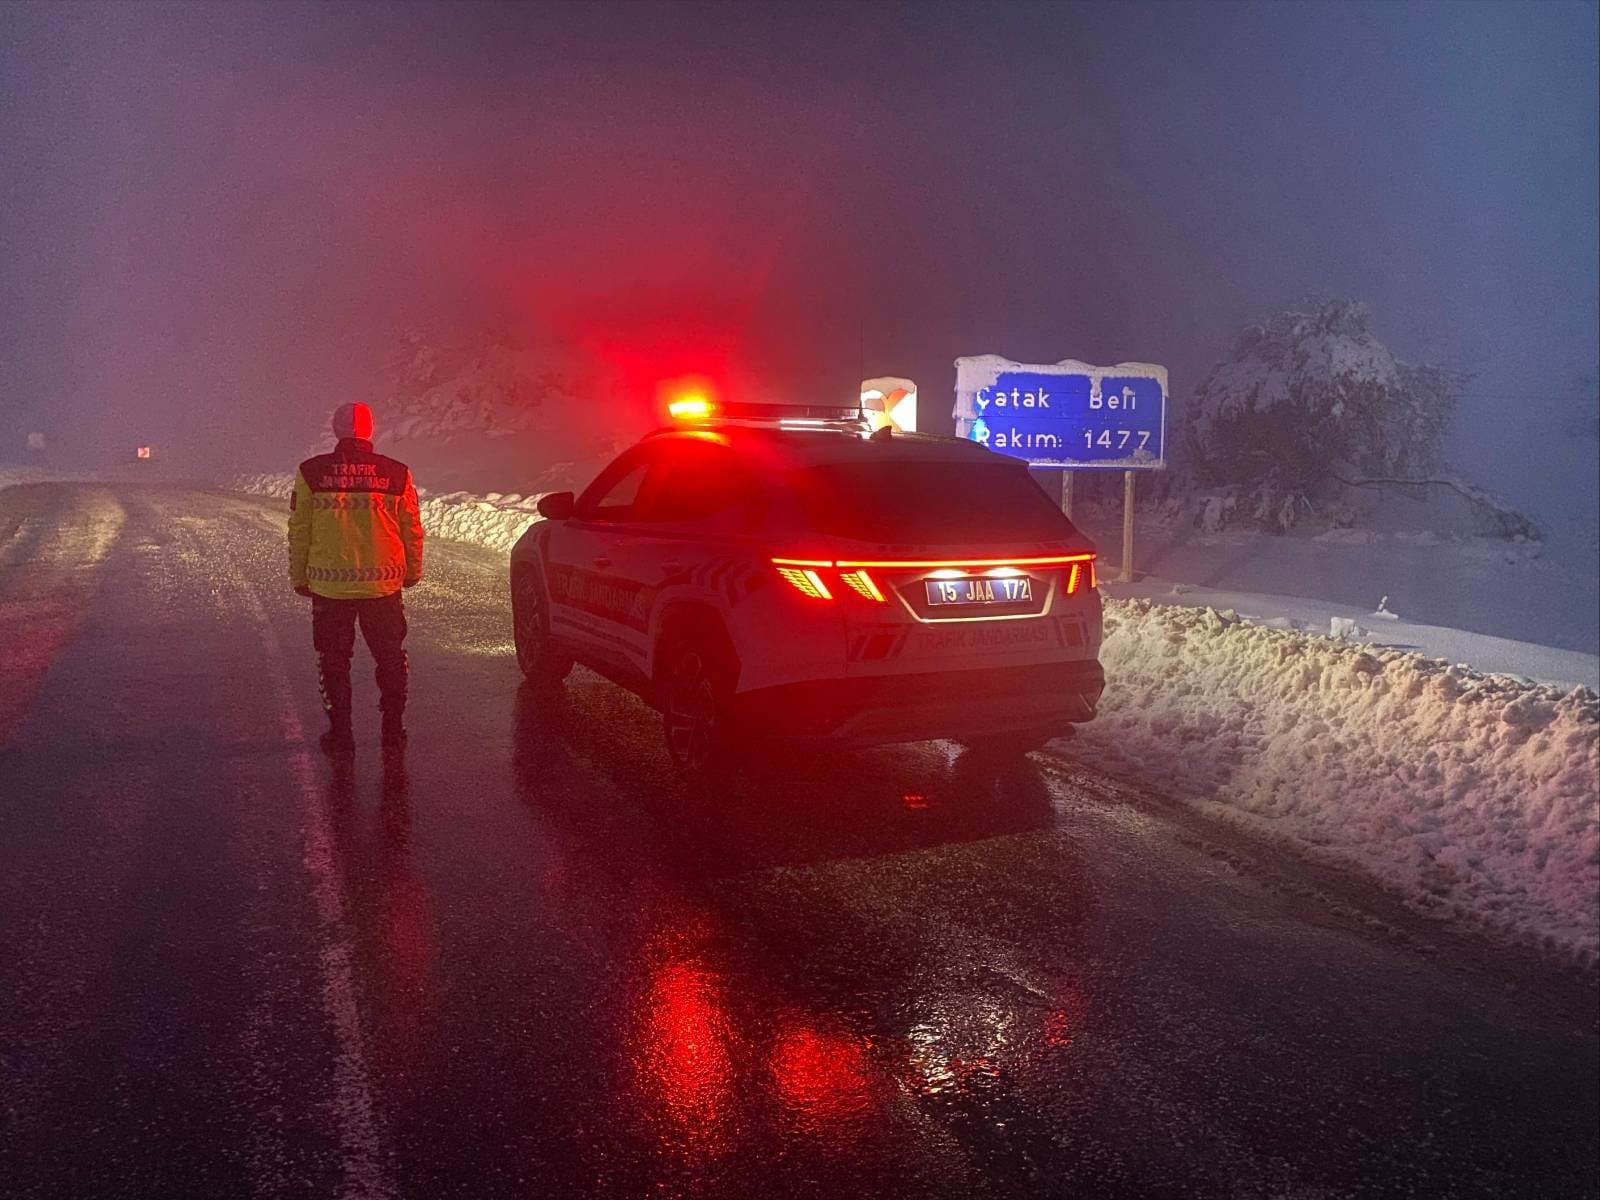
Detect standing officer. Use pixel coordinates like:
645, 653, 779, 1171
288, 402, 424, 754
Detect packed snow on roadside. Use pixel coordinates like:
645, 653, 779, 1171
1078, 599, 1599, 963
233, 472, 544, 554
0, 466, 107, 490
1069, 507, 1598, 659
1104, 575, 1599, 692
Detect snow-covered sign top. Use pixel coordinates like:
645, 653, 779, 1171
953, 355, 1169, 470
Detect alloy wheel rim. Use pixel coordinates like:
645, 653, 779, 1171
666, 652, 716, 770
516, 574, 544, 658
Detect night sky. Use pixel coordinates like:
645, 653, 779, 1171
1, 0, 1595, 524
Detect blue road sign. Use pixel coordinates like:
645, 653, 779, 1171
958, 362, 1167, 470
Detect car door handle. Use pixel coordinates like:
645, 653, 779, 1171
660, 560, 681, 574
592, 556, 612, 569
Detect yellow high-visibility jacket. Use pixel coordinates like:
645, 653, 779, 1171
287, 438, 424, 599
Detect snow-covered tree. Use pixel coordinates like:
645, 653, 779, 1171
357, 327, 641, 495
381, 327, 590, 442
1185, 301, 1536, 538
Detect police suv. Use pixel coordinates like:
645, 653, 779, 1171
509, 403, 1105, 776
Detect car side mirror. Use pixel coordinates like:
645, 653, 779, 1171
537, 491, 575, 520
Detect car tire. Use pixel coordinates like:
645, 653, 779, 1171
512, 562, 572, 684
661, 634, 737, 781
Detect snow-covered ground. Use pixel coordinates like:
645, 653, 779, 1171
1078, 600, 1597, 964
1104, 576, 1598, 692
1074, 511, 1599, 657
0, 465, 113, 489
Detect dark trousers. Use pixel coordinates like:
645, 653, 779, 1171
312, 592, 408, 723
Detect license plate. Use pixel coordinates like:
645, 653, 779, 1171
924, 576, 1034, 606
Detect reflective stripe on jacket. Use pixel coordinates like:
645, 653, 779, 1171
287, 438, 423, 599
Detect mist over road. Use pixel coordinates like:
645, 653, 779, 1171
1, 483, 1595, 1199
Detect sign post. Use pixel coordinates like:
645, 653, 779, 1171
953, 355, 1167, 585
1122, 471, 1136, 583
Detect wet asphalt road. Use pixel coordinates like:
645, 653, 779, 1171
0, 482, 1595, 1200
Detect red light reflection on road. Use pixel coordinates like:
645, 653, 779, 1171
635, 958, 735, 1154
770, 1019, 875, 1137
900, 985, 1086, 1099
0, 595, 80, 746
1041, 1007, 1075, 1049
373, 837, 438, 1064
625, 915, 890, 1161
1036, 985, 1086, 1056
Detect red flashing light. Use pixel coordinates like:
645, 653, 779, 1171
664, 374, 719, 423
668, 395, 714, 421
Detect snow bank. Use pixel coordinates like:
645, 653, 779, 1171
0, 467, 44, 488
232, 473, 544, 555
1080, 599, 1600, 963
1107, 576, 1599, 691
0, 466, 105, 490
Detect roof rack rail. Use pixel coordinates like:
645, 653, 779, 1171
716, 400, 865, 423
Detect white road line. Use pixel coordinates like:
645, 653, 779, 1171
238, 583, 397, 1200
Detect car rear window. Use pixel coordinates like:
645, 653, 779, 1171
790, 460, 1079, 544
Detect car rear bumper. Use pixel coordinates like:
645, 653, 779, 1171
730, 659, 1105, 748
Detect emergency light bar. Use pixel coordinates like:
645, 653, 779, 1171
664, 397, 868, 430
667, 395, 713, 420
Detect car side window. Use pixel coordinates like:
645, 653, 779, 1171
576, 450, 654, 522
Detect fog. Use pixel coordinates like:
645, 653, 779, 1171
1, 0, 1595, 528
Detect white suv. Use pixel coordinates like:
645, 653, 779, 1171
509, 414, 1104, 775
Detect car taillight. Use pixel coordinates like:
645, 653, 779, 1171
772, 554, 1093, 603
838, 569, 886, 602
775, 565, 832, 600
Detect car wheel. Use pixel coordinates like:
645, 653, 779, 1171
512, 562, 572, 684
662, 637, 735, 780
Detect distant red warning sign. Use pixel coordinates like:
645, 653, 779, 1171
136, 446, 151, 459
